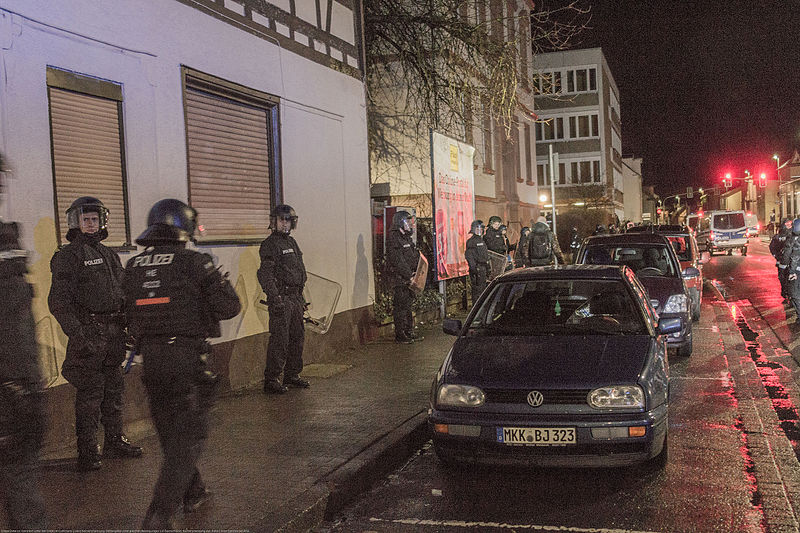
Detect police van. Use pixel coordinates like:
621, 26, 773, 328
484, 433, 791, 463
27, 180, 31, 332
695, 210, 748, 256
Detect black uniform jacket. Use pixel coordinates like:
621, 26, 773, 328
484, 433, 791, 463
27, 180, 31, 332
124, 245, 240, 339
465, 234, 489, 274
386, 227, 418, 287
257, 231, 307, 307
483, 227, 507, 255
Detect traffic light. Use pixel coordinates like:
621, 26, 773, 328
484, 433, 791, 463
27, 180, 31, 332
758, 173, 767, 188
723, 173, 732, 188
656, 208, 663, 215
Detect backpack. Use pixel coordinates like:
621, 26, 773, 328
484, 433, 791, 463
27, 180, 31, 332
528, 231, 551, 260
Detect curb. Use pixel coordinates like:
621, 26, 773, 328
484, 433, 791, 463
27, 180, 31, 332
251, 411, 431, 532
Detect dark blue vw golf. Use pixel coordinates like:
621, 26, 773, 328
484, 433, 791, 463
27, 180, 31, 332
429, 265, 680, 469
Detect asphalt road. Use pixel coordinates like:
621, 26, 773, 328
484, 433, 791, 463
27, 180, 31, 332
320, 237, 800, 533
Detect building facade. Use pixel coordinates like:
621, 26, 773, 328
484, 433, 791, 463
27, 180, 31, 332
778, 150, 800, 220
0, 0, 372, 441
621, 157, 643, 224
532, 48, 624, 223
370, 0, 543, 244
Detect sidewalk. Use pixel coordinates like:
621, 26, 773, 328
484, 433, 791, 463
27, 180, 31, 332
28, 323, 452, 531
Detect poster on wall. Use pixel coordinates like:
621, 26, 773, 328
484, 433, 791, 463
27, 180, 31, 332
430, 131, 475, 280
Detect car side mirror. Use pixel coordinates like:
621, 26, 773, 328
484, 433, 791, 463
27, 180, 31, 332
658, 317, 682, 335
682, 266, 701, 279
443, 318, 463, 336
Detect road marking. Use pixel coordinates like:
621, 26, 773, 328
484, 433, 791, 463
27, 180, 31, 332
369, 517, 659, 532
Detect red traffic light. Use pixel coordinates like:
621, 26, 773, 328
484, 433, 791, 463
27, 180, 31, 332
758, 173, 767, 188
722, 173, 732, 188
656, 208, 663, 215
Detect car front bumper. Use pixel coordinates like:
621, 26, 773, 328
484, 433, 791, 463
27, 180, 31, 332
429, 404, 668, 468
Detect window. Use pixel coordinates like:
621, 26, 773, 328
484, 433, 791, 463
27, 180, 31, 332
47, 67, 131, 247
565, 67, 598, 94
568, 113, 600, 139
568, 159, 601, 184
537, 164, 547, 186
535, 117, 564, 142
482, 97, 494, 171
524, 124, 532, 184
534, 70, 561, 94
558, 163, 566, 185
182, 67, 280, 242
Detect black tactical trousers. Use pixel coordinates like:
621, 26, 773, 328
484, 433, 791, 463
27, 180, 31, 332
265, 295, 305, 381
393, 284, 414, 341
0, 382, 46, 529
779, 265, 789, 298
470, 270, 487, 306
141, 340, 208, 523
63, 359, 124, 450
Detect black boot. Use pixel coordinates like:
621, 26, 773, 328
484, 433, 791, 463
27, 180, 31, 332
104, 434, 143, 458
283, 376, 310, 388
142, 502, 175, 530
77, 443, 102, 472
264, 379, 288, 394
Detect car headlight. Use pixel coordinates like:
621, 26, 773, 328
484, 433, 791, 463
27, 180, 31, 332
663, 294, 688, 313
437, 384, 485, 408
588, 386, 644, 409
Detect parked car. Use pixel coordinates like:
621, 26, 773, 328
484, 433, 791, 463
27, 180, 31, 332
745, 212, 759, 238
653, 225, 704, 321
430, 265, 678, 469
695, 210, 748, 256
576, 232, 695, 357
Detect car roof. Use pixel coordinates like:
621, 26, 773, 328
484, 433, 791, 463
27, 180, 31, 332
495, 264, 630, 281
584, 233, 671, 245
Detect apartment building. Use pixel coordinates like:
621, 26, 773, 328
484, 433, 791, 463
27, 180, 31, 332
532, 48, 624, 223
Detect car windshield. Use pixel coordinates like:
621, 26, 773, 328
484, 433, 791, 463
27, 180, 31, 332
467, 279, 648, 336
582, 244, 678, 277
666, 236, 692, 261
713, 213, 745, 230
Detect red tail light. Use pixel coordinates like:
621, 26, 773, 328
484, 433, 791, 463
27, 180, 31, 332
709, 231, 715, 240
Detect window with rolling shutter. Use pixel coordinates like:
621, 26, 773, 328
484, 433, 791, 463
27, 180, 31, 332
47, 68, 130, 247
182, 68, 281, 243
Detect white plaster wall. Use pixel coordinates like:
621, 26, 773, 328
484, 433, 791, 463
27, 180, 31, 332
0, 1, 372, 349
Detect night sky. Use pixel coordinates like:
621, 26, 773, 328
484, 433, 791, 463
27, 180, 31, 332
569, 1, 800, 195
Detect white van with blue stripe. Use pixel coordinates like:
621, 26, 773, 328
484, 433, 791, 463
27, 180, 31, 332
695, 210, 748, 256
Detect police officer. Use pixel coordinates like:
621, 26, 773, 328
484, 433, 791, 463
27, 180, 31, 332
514, 226, 531, 268
124, 199, 241, 529
528, 217, 566, 266
0, 160, 47, 529
258, 204, 310, 394
465, 220, 490, 304
386, 210, 420, 344
569, 227, 581, 263
483, 216, 507, 256
784, 219, 800, 318
48, 196, 142, 471
770, 218, 793, 301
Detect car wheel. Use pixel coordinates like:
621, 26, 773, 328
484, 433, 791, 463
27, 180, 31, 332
676, 336, 693, 357
692, 300, 701, 322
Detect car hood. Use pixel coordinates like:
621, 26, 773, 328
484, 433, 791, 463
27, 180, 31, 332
637, 275, 683, 306
446, 335, 651, 388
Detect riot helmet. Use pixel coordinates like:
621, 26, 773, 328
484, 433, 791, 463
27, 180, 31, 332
488, 215, 502, 229
793, 218, 800, 236
392, 210, 415, 233
469, 219, 485, 236
500, 224, 507, 235
136, 198, 199, 245
65, 196, 109, 242
271, 204, 298, 234
520, 226, 531, 237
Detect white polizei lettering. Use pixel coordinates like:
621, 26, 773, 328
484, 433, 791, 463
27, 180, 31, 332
142, 280, 161, 289
403, 244, 411, 248
282, 249, 295, 255
477, 242, 485, 246
84, 258, 103, 266
368, 517, 659, 533
132, 253, 175, 267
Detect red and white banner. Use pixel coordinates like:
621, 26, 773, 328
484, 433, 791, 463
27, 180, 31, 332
431, 131, 475, 280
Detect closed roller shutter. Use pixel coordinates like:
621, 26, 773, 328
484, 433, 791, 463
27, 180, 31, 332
49, 87, 129, 246
185, 86, 272, 241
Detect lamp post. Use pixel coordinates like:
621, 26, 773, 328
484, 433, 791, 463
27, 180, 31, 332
774, 154, 783, 219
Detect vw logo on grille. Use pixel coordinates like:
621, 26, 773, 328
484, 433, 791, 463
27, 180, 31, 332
527, 390, 544, 407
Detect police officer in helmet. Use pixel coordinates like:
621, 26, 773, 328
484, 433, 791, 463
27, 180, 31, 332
783, 218, 800, 319
386, 210, 422, 344
258, 204, 310, 394
124, 199, 241, 528
465, 220, 490, 304
48, 196, 142, 471
0, 155, 47, 528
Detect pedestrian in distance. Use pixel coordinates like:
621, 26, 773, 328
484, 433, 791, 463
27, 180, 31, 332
124, 199, 241, 529
48, 196, 142, 472
465, 220, 490, 304
528, 217, 566, 266
770, 218, 793, 302
0, 157, 47, 529
569, 226, 581, 263
514, 226, 531, 268
385, 210, 422, 344
592, 224, 607, 236
257, 204, 311, 393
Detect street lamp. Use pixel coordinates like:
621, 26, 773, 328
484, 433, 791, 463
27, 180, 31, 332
774, 154, 782, 219
539, 193, 548, 203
